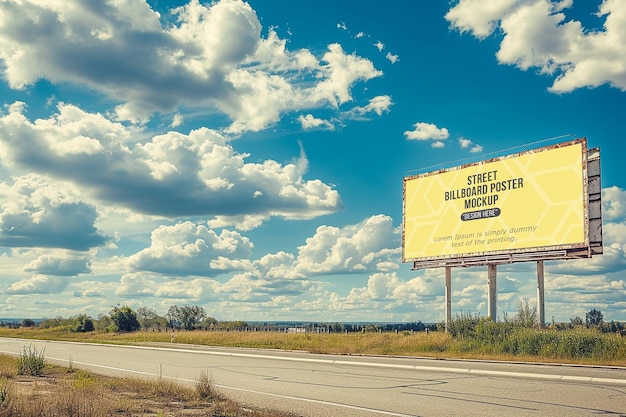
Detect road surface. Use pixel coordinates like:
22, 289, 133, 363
1, 337, 625, 416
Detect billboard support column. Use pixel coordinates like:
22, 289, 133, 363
537, 260, 545, 327
445, 266, 452, 332
488, 264, 497, 320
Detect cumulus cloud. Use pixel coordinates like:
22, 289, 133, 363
23, 254, 92, 276
598, 187, 626, 247
550, 243, 626, 275
6, 275, 69, 294
445, 0, 518, 38
298, 114, 335, 130
224, 270, 316, 302
404, 122, 449, 141
125, 221, 253, 277
74, 289, 106, 298
602, 186, 626, 221
0, 103, 342, 222
0, 174, 107, 250
0, 0, 384, 132
292, 214, 400, 275
458, 137, 483, 153
348, 95, 392, 117
115, 273, 157, 297
386, 52, 399, 64
122, 215, 404, 303
445, 0, 626, 93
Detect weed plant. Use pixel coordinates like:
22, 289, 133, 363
16, 345, 45, 376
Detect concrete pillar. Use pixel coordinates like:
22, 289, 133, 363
445, 266, 452, 332
537, 260, 545, 327
487, 264, 497, 320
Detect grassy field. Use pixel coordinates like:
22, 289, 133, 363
1, 325, 625, 367
1, 325, 624, 416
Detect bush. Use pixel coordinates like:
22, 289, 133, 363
109, 305, 140, 332
20, 318, 36, 328
196, 370, 218, 401
17, 345, 45, 376
38, 316, 74, 330
447, 311, 482, 338
72, 315, 95, 332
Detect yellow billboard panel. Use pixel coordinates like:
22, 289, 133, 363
402, 139, 588, 262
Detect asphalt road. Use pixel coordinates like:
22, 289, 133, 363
1, 337, 626, 416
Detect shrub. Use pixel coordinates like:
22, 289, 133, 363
109, 305, 140, 332
447, 311, 482, 338
38, 316, 74, 330
0, 376, 7, 404
20, 318, 36, 328
196, 370, 218, 401
72, 314, 95, 332
17, 345, 46, 376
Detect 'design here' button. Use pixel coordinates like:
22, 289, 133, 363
460, 208, 501, 221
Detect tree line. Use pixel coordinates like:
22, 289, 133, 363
6, 303, 622, 335
7, 304, 431, 333
17, 305, 218, 333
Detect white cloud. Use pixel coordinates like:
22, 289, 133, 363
74, 288, 106, 298
0, 103, 342, 222
298, 114, 335, 130
602, 186, 626, 221
446, 0, 626, 93
308, 43, 383, 109
207, 214, 268, 231
605, 222, 626, 247
374, 41, 384, 52
0, 174, 107, 250
459, 137, 472, 148
293, 214, 400, 275
550, 243, 626, 275
125, 221, 253, 277
7, 275, 69, 294
23, 254, 92, 276
171, 114, 184, 128
115, 273, 156, 297
459, 137, 483, 153
153, 278, 209, 300
404, 122, 449, 141
348, 95, 392, 117
445, 0, 518, 38
386, 52, 399, 64
0, 0, 384, 132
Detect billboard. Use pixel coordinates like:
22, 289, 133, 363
402, 139, 589, 263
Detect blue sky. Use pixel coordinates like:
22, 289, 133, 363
0, 0, 625, 323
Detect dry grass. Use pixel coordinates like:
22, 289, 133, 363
1, 326, 625, 366
0, 354, 298, 417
